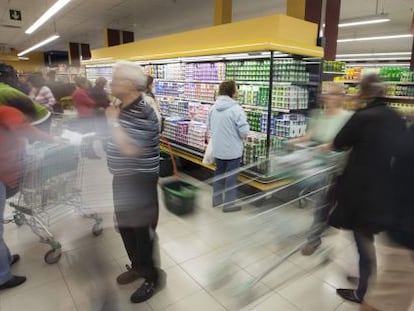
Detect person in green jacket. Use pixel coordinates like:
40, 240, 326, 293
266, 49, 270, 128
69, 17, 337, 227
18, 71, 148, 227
0, 63, 51, 130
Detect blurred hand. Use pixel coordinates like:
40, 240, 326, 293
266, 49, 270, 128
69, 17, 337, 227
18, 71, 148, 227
319, 143, 333, 153
106, 105, 120, 120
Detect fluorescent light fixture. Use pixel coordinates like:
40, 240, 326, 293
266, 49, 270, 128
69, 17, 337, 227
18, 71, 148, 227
25, 0, 71, 34
347, 63, 410, 67
17, 35, 60, 56
338, 57, 410, 61
338, 34, 412, 43
337, 52, 411, 57
338, 16, 390, 28
18, 57, 29, 60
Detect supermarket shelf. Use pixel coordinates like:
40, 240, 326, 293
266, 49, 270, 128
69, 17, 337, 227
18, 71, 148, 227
242, 105, 306, 113
385, 96, 414, 102
156, 95, 215, 104
323, 71, 346, 75
156, 78, 269, 86
160, 142, 290, 191
343, 94, 414, 102
338, 80, 414, 86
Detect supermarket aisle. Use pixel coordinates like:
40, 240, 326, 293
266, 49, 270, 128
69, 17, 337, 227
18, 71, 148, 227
1, 149, 361, 311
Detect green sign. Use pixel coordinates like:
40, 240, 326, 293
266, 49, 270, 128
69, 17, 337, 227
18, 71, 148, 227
9, 10, 22, 21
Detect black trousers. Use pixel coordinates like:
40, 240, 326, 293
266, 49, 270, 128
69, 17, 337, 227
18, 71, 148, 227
112, 173, 159, 281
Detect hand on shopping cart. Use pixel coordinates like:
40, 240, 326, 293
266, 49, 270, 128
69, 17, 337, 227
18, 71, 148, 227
319, 143, 333, 153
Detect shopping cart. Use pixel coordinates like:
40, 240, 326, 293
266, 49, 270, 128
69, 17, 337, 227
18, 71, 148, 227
6, 133, 103, 264
205, 148, 342, 303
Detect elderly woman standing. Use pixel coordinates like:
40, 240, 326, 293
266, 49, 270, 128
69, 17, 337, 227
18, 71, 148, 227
105, 61, 162, 304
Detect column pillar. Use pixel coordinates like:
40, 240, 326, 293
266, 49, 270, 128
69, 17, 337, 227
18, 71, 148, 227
214, 0, 232, 26
324, 0, 341, 60
410, 12, 414, 71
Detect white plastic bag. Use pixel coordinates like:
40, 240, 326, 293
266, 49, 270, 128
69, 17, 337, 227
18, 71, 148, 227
202, 139, 214, 165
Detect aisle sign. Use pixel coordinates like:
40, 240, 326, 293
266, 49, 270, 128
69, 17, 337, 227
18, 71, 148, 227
9, 10, 22, 21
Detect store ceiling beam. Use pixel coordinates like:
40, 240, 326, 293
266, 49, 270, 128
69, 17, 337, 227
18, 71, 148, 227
214, 0, 232, 26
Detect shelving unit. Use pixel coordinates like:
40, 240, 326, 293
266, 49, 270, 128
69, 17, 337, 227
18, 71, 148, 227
85, 14, 324, 189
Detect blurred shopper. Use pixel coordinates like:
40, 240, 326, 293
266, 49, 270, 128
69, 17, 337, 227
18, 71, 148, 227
72, 76, 100, 159
360, 125, 414, 311
106, 61, 163, 303
89, 77, 111, 150
0, 63, 51, 132
208, 80, 249, 213
28, 73, 56, 112
17, 74, 31, 95
329, 74, 405, 303
144, 75, 162, 131
292, 84, 353, 255
0, 104, 56, 291
45, 70, 67, 113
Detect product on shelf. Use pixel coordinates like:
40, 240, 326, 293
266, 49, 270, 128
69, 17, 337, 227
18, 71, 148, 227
272, 86, 308, 110
400, 71, 414, 82
387, 85, 414, 97
184, 83, 217, 101
273, 59, 309, 82
188, 122, 207, 150
323, 61, 346, 73
275, 114, 307, 138
243, 133, 283, 166
225, 60, 271, 81
155, 81, 185, 97
185, 62, 226, 81
379, 67, 409, 82
238, 85, 269, 106
389, 103, 414, 116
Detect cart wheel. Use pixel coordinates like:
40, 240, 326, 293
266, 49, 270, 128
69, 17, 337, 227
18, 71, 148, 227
92, 224, 103, 237
14, 214, 26, 227
298, 189, 308, 209
44, 249, 62, 264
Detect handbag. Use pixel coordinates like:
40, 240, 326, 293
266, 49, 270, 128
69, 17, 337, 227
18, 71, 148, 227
202, 139, 214, 165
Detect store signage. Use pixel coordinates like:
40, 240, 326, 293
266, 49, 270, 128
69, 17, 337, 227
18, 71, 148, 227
9, 9, 22, 21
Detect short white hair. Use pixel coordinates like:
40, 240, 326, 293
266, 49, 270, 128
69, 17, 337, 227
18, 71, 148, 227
113, 61, 147, 91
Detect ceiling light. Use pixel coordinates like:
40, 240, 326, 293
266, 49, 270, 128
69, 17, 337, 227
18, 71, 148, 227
18, 57, 29, 60
338, 15, 390, 28
17, 35, 60, 56
347, 63, 410, 67
25, 0, 72, 34
338, 34, 413, 43
337, 57, 410, 61
337, 52, 411, 57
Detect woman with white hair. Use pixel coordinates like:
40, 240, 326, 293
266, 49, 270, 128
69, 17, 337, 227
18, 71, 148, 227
105, 61, 163, 303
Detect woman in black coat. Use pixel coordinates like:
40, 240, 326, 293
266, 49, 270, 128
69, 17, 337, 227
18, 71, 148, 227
329, 74, 405, 304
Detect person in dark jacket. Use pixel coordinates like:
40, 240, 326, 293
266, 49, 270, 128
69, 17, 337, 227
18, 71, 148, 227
360, 125, 414, 311
329, 74, 405, 304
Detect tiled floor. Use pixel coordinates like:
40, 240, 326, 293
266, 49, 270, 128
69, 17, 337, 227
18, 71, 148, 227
1, 151, 363, 311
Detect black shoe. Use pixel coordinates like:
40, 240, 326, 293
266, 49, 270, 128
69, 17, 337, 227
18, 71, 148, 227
0, 275, 26, 290
130, 269, 167, 304
130, 280, 156, 303
336, 289, 363, 304
10, 254, 20, 266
